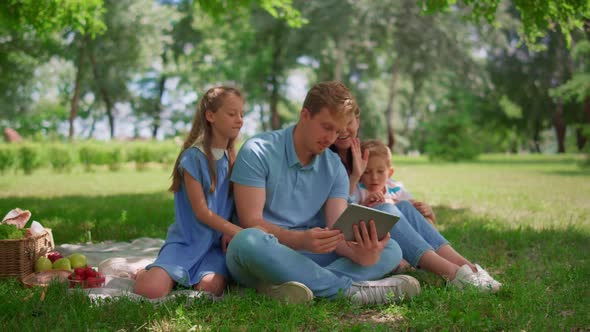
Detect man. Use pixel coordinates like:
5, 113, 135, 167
226, 81, 421, 304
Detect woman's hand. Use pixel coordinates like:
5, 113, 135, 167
350, 138, 369, 187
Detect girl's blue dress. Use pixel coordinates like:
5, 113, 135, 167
146, 146, 233, 286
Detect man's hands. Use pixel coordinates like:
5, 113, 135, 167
301, 228, 344, 253
345, 220, 390, 266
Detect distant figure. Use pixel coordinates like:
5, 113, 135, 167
3, 128, 22, 143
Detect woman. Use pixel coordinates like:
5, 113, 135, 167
330, 108, 501, 292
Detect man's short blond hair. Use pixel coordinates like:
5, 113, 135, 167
361, 139, 392, 164
303, 81, 358, 121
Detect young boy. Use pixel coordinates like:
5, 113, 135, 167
352, 139, 436, 225
351, 140, 503, 293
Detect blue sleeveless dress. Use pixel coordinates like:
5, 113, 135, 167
146, 146, 233, 286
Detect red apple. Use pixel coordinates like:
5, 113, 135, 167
47, 251, 63, 263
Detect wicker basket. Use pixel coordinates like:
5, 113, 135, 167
0, 228, 55, 280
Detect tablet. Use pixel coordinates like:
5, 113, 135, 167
331, 203, 400, 241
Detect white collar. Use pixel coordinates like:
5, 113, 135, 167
193, 144, 227, 160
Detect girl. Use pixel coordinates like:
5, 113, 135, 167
134, 86, 244, 298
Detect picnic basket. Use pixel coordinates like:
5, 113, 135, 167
0, 228, 54, 280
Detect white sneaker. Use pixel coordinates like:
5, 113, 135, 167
257, 281, 313, 304
347, 275, 421, 305
450, 264, 498, 292
475, 264, 502, 292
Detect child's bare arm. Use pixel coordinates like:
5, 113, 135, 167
184, 170, 242, 237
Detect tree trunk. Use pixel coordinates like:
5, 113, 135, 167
576, 127, 586, 151
89, 51, 115, 138
384, 59, 400, 151
259, 105, 268, 132
578, 97, 590, 151
333, 35, 348, 83
553, 100, 566, 153
87, 113, 97, 139
152, 75, 166, 139
269, 74, 280, 130
269, 24, 284, 130
532, 122, 542, 153
68, 42, 85, 141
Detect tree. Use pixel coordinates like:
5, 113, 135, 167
196, 0, 306, 28
551, 24, 590, 151
422, 0, 590, 48
66, 0, 170, 139
0, 0, 106, 36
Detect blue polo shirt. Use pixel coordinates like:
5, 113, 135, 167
231, 125, 349, 230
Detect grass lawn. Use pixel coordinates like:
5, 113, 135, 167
0, 154, 589, 331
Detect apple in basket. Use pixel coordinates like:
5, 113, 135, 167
68, 266, 105, 288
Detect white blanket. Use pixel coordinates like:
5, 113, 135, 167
56, 238, 219, 302
55, 237, 163, 271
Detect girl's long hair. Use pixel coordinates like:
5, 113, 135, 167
169, 86, 242, 193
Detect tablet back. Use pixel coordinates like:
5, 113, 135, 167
333, 203, 400, 241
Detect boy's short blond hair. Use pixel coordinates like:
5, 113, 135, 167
361, 140, 392, 164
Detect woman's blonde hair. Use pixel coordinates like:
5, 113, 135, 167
169, 86, 243, 193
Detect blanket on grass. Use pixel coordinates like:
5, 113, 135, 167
55, 238, 220, 303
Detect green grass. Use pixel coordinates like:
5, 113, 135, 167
1, 155, 589, 331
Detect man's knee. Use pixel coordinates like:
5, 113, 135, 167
227, 227, 269, 256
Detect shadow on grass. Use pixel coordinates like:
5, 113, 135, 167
399, 205, 590, 330
0, 192, 174, 244
433, 205, 590, 267
0, 198, 588, 330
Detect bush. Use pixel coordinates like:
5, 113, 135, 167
155, 143, 178, 168
128, 146, 153, 171
79, 146, 94, 172
18, 145, 43, 175
48, 145, 75, 173
79, 145, 109, 172
0, 145, 17, 174
106, 147, 124, 171
424, 111, 481, 162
